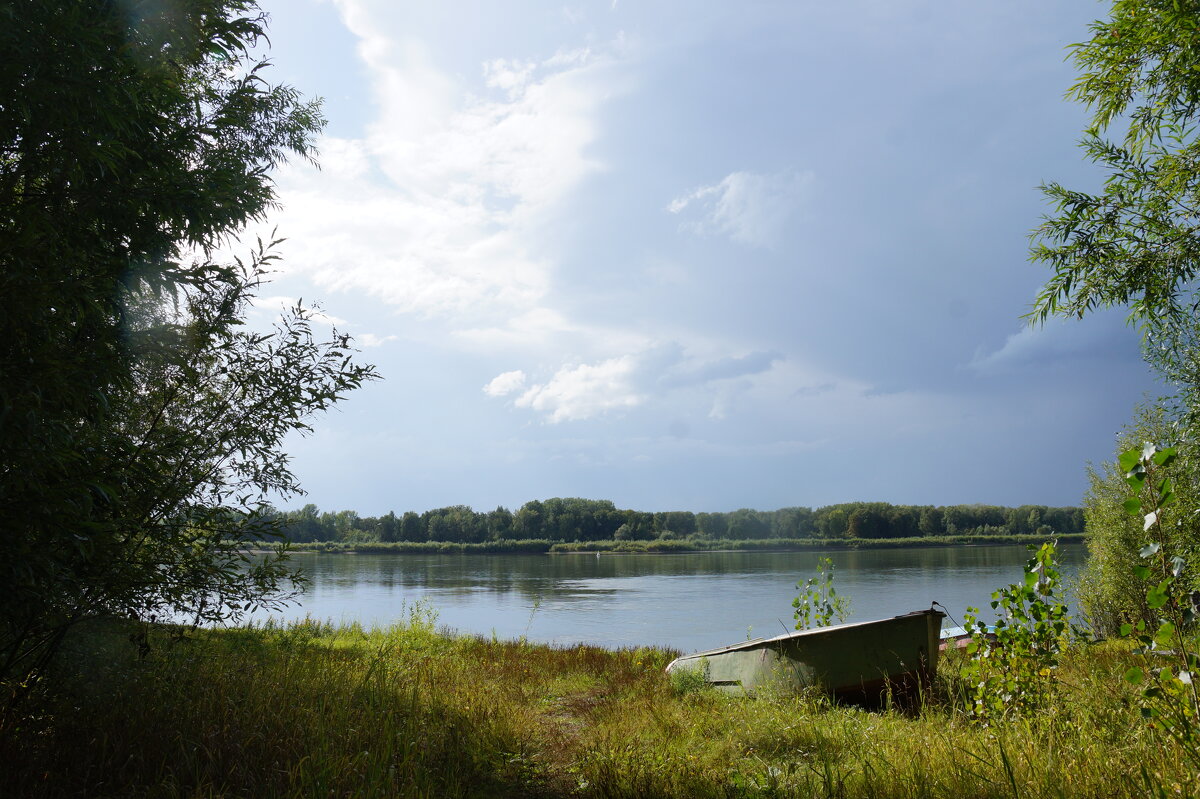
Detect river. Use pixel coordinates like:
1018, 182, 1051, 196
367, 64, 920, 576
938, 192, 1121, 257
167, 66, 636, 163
247, 544, 1087, 653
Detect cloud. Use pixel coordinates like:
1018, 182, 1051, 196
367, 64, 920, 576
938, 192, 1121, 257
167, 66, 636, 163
453, 307, 579, 351
482, 58, 537, 99
515, 356, 645, 422
792, 382, 837, 398
667, 169, 813, 248
250, 295, 348, 326
248, 295, 391, 347
264, 5, 628, 323
483, 370, 528, 397
661, 350, 783, 387
487, 342, 784, 422
968, 315, 1137, 374
357, 333, 398, 347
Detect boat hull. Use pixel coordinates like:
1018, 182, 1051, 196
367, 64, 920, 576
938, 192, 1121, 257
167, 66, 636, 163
665, 609, 944, 704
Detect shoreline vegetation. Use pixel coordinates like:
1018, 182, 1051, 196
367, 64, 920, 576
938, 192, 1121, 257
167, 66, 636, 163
3, 611, 1190, 798
267, 499, 1085, 553
280, 533, 1087, 555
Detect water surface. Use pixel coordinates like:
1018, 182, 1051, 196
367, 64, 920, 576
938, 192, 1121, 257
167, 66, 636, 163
255, 545, 1085, 653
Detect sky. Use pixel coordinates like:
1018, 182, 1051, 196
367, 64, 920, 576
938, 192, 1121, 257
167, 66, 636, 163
241, 0, 1160, 516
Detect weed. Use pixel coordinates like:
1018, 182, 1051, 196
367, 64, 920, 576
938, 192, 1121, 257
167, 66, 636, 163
793, 556, 850, 630
960, 541, 1073, 722
669, 657, 712, 696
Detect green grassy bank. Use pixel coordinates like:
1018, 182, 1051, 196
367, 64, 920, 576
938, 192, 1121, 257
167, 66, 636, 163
1, 611, 1189, 798
283, 533, 1086, 555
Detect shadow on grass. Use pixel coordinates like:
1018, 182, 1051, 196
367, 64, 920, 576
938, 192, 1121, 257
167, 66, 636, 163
1, 618, 571, 798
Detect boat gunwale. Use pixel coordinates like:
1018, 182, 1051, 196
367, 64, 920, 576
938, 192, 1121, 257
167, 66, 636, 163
670, 608, 943, 661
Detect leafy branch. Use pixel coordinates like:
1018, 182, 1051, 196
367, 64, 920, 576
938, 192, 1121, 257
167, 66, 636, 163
1117, 443, 1200, 764
792, 557, 849, 631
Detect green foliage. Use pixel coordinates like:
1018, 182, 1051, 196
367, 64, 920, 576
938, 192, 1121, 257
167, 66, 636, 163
668, 658, 712, 696
1031, 0, 1200, 643
0, 1, 373, 697
960, 542, 1073, 721
792, 557, 850, 630
289, 539, 558, 555
1029, 1, 1200, 330
1115, 443, 1200, 769
1078, 406, 1200, 635
274, 499, 1086, 546
282, 533, 1087, 556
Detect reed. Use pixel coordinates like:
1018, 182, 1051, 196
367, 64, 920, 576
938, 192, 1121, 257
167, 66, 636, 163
0, 614, 1190, 798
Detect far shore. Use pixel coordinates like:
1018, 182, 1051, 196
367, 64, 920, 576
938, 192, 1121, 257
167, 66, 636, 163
252, 533, 1086, 556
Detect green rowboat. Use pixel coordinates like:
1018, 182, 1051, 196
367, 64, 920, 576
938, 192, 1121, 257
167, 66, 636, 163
665, 608, 945, 704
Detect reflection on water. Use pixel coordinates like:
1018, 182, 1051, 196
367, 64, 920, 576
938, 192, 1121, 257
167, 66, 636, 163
250, 545, 1086, 654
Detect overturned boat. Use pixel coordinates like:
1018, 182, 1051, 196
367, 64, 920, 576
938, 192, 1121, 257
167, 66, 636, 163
665, 608, 944, 704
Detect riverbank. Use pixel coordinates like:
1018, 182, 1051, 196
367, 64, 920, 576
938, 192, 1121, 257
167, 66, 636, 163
1, 613, 1188, 798
282, 533, 1086, 555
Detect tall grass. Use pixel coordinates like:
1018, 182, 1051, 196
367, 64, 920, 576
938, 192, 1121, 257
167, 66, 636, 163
1, 613, 1191, 798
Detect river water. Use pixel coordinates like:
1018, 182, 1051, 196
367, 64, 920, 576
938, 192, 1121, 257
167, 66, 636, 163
250, 544, 1087, 654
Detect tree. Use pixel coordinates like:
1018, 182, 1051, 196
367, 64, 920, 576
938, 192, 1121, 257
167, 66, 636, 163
379, 512, 399, 543
726, 509, 768, 540
847, 506, 888, 539
513, 500, 545, 539
486, 507, 513, 541
620, 511, 655, 541
886, 506, 920, 538
654, 511, 697, 538
400, 511, 424, 543
771, 507, 815, 538
1028, 1, 1200, 638
75, 244, 372, 613
1077, 405, 1200, 635
695, 512, 729, 538
918, 506, 944, 537
1029, 1, 1200, 332
815, 506, 850, 539
0, 1, 372, 692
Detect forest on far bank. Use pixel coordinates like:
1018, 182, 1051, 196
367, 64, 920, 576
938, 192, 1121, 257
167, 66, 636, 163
267, 499, 1084, 545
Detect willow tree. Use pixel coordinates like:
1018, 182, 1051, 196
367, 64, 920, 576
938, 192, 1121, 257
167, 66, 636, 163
0, 1, 374, 695
1030, 1, 1200, 331
1029, 1, 1200, 629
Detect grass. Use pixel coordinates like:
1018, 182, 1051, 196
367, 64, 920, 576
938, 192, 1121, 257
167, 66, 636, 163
0, 610, 1192, 798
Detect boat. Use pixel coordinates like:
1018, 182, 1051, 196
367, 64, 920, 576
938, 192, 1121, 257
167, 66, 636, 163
938, 624, 995, 652
665, 607, 945, 705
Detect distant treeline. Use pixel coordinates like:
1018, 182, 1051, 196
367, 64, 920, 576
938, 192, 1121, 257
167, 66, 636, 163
268, 499, 1083, 546
285, 533, 1085, 555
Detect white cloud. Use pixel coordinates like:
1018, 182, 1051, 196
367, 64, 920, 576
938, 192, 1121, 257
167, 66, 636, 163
661, 350, 783, 387
314, 137, 372, 180
264, 5, 627, 324
250, 295, 348, 327
357, 333, 398, 347
666, 184, 719, 214
667, 169, 814, 248
248, 295, 392, 348
487, 342, 784, 422
453, 307, 579, 350
482, 58, 537, 98
515, 356, 644, 422
483, 370, 528, 397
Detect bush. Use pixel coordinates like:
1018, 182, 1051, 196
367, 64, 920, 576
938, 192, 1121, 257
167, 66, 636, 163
1077, 406, 1200, 636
